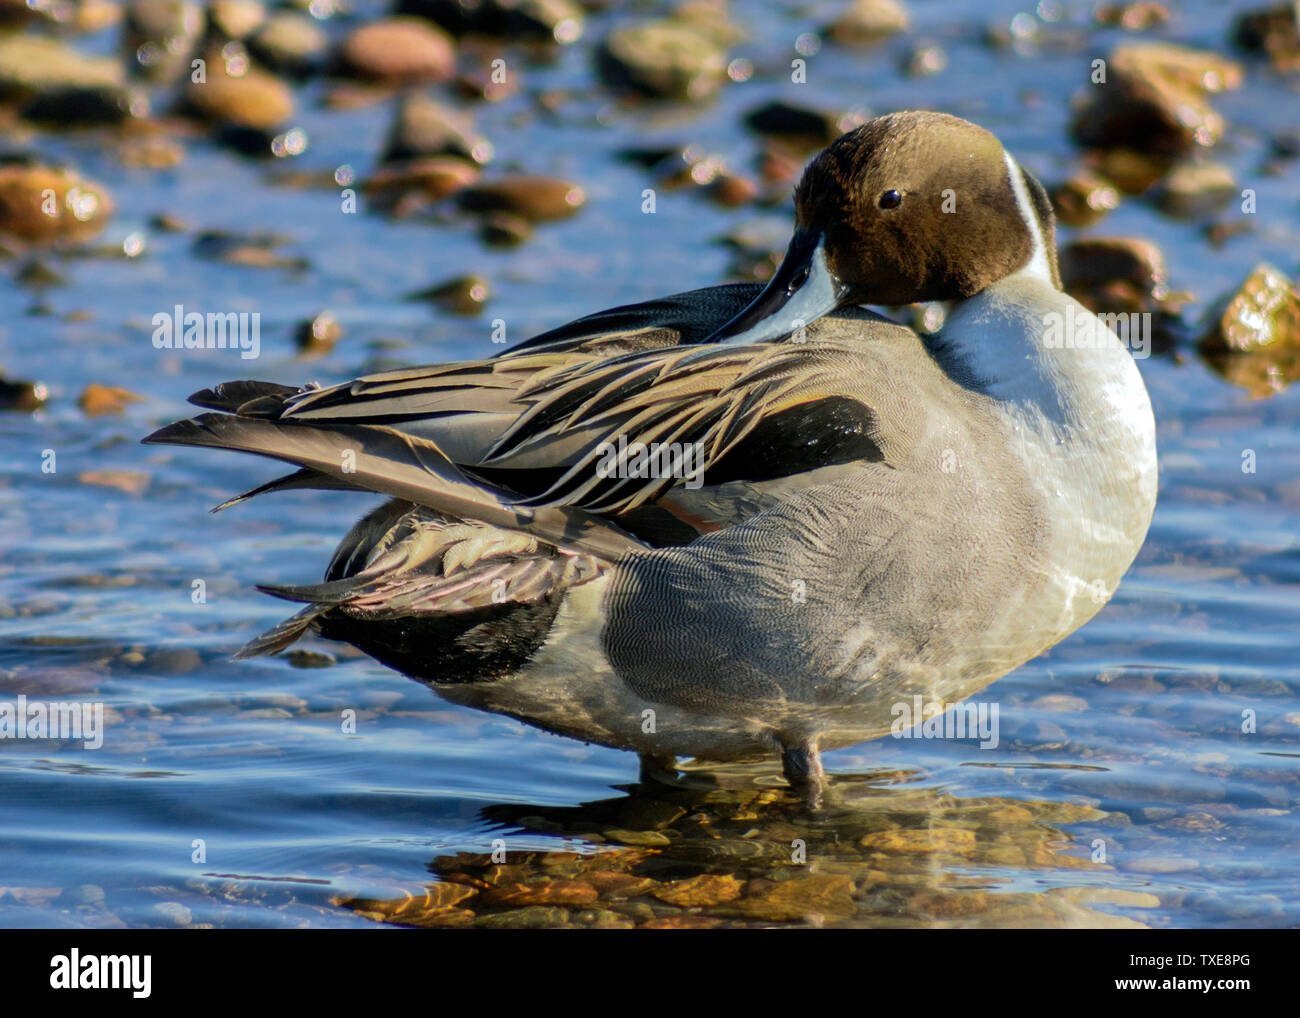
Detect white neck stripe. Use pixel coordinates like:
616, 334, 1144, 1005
1003, 151, 1053, 285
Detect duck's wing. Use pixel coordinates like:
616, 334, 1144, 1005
143, 297, 898, 555
502, 282, 762, 356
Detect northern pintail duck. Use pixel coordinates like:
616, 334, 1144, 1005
145, 111, 1157, 807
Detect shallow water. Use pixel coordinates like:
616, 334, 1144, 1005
2, 0, 1299, 928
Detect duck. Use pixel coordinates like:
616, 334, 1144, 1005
144, 111, 1158, 808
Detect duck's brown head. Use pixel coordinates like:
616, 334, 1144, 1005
708, 111, 1062, 345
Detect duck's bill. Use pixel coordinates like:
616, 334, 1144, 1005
705, 230, 849, 345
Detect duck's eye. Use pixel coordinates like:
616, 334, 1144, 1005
878, 189, 902, 210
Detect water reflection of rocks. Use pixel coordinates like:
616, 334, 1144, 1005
336, 765, 1155, 929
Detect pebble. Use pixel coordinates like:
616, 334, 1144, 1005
827, 0, 910, 44
406, 274, 491, 315
1199, 262, 1300, 392
860, 827, 977, 855
337, 18, 456, 85
1234, 4, 1300, 73
185, 59, 294, 130
456, 175, 585, 222
0, 164, 114, 244
125, 0, 205, 83
294, 312, 341, 357
1154, 161, 1236, 218
363, 156, 480, 210
208, 0, 266, 40
1050, 171, 1121, 227
382, 93, 490, 165
0, 375, 48, 411
0, 34, 125, 97
1071, 43, 1243, 155
1059, 236, 1169, 313
598, 20, 728, 102
250, 12, 329, 76
78, 383, 145, 416
397, 0, 584, 43
649, 874, 743, 906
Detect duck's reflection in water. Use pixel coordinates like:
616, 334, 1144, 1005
336, 764, 1156, 928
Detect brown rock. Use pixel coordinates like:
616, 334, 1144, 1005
1153, 161, 1236, 218
1072, 43, 1243, 155
1196, 265, 1300, 356
481, 879, 599, 908
186, 59, 293, 130
827, 0, 910, 45
1234, 4, 1300, 72
1094, 2, 1170, 30
598, 20, 727, 101
78, 470, 151, 496
1060, 237, 1168, 312
364, 156, 480, 208
0, 165, 114, 244
1051, 171, 1121, 227
457, 175, 585, 222
729, 875, 857, 921
0, 376, 48, 412
382, 93, 490, 165
125, 0, 204, 83
649, 874, 743, 907
338, 18, 455, 85
294, 312, 341, 357
859, 827, 977, 855
78, 383, 145, 416
397, 0, 584, 43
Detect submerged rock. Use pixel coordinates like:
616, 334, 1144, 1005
184, 57, 294, 130
78, 383, 145, 416
456, 175, 585, 222
1050, 170, 1122, 226
1071, 43, 1242, 155
250, 12, 329, 77
826, 0, 910, 45
0, 164, 114, 244
124, 0, 205, 83
337, 17, 456, 85
1152, 160, 1236, 219
1234, 4, 1300, 72
397, 0, 583, 43
1200, 264, 1300, 397
381, 93, 491, 165
598, 20, 728, 101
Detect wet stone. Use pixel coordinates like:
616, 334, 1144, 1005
1050, 171, 1121, 227
472, 905, 568, 928
208, 0, 266, 41
407, 274, 490, 315
1234, 4, 1300, 73
603, 829, 671, 848
859, 827, 978, 855
398, 0, 584, 43
726, 874, 857, 922
185, 59, 294, 131
457, 176, 585, 223
285, 649, 336, 668
78, 383, 145, 416
1071, 43, 1242, 155
479, 211, 533, 248
0, 164, 114, 245
294, 312, 342, 357
125, 0, 205, 83
250, 13, 329, 77
0, 376, 49, 412
827, 0, 911, 45
598, 20, 728, 102
1060, 236, 1169, 313
481, 879, 598, 907
1153, 161, 1236, 219
337, 18, 455, 85
649, 873, 743, 906
382, 93, 490, 166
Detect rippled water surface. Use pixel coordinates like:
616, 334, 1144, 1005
2, 0, 1299, 928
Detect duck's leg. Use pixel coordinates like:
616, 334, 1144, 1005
638, 753, 678, 785
780, 739, 825, 810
